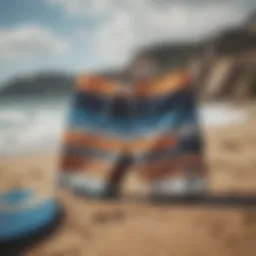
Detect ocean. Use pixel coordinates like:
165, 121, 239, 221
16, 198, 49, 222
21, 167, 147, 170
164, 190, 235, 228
0, 96, 248, 156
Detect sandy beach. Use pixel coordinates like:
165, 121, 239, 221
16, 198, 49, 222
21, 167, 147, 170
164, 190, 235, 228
1, 103, 256, 256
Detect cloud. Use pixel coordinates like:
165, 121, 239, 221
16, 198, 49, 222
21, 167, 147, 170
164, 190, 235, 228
46, 0, 251, 69
89, 10, 137, 68
46, 0, 115, 17
141, 2, 246, 43
0, 25, 68, 59
69, 0, 246, 66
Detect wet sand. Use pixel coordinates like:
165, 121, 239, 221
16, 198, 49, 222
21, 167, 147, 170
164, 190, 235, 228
1, 103, 256, 256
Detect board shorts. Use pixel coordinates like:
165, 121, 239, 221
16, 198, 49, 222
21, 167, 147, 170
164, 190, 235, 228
58, 72, 207, 198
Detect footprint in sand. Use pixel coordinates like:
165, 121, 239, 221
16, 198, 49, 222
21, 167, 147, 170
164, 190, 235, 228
242, 210, 256, 226
225, 234, 239, 248
210, 219, 226, 238
92, 209, 125, 225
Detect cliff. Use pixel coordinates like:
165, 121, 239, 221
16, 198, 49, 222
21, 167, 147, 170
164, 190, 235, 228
0, 11, 255, 100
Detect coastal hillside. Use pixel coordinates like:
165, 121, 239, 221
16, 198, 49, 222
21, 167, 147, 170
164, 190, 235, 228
195, 13, 256, 100
132, 12, 255, 100
0, 11, 255, 100
0, 73, 73, 98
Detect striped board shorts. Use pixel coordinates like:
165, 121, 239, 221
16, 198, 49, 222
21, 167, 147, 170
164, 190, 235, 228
58, 71, 207, 198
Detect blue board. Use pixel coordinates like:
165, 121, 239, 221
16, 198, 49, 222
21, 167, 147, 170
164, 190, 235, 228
0, 189, 58, 241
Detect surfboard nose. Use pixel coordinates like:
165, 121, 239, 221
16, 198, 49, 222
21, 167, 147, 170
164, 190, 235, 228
0, 189, 59, 242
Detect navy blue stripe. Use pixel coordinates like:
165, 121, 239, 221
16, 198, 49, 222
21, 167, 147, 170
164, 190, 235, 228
72, 88, 195, 119
63, 145, 118, 160
179, 134, 203, 152
67, 89, 198, 137
73, 92, 107, 114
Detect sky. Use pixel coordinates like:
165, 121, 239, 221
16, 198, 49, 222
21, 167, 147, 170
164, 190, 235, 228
0, 0, 255, 84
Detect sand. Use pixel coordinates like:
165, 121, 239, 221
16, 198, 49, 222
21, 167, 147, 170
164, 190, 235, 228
1, 103, 256, 256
